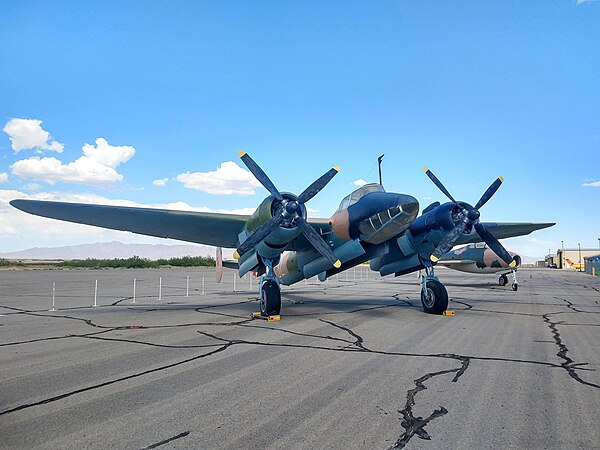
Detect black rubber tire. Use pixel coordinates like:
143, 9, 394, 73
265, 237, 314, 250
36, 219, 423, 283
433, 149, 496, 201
260, 280, 281, 316
499, 274, 508, 286
511, 283, 518, 291
420, 280, 448, 315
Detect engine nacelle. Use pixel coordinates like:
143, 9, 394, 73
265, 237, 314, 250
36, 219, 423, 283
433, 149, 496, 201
408, 202, 469, 236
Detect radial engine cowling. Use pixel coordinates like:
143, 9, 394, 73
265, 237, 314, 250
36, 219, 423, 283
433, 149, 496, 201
408, 202, 474, 237
239, 194, 303, 260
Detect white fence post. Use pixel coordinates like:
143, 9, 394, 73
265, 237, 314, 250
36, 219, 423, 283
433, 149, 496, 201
93, 279, 98, 307
51, 281, 55, 311
202, 275, 205, 295
186, 275, 189, 297
132, 278, 136, 303
159, 277, 162, 300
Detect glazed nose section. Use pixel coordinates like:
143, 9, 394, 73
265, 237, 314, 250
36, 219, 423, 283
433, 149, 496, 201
349, 192, 420, 244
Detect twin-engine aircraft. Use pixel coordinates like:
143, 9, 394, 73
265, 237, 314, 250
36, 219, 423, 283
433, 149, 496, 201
436, 243, 522, 289
10, 151, 554, 317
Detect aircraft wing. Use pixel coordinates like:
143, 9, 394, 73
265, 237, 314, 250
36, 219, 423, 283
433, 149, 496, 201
10, 199, 250, 248
455, 222, 555, 246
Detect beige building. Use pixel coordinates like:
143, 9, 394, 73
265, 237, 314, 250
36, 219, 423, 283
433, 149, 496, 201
550, 248, 600, 270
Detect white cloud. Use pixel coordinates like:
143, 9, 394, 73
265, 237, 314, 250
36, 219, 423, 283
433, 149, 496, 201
153, 178, 168, 187
176, 161, 262, 195
10, 138, 135, 187
353, 179, 367, 187
3, 118, 64, 153
25, 183, 41, 191
0, 173, 8, 183
582, 180, 600, 187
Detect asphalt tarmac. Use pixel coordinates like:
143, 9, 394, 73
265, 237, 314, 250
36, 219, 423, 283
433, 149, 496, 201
1, 266, 599, 449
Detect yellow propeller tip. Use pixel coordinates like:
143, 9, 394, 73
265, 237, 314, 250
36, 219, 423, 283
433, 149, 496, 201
499, 176, 504, 183
237, 150, 247, 158
333, 260, 342, 269
423, 166, 429, 173
509, 260, 517, 268
233, 250, 240, 259
430, 255, 439, 263
333, 165, 340, 172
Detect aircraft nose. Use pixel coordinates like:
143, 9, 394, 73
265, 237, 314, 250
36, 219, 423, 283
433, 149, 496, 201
348, 192, 420, 244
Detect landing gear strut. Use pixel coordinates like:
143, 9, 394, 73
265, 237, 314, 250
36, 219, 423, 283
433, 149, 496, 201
510, 268, 518, 291
258, 257, 281, 316
420, 260, 448, 314
499, 270, 518, 291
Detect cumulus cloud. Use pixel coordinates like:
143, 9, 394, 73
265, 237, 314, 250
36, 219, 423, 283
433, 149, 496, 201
0, 173, 8, 183
10, 138, 135, 187
153, 178, 168, 187
3, 118, 64, 153
582, 180, 600, 187
353, 179, 367, 187
176, 161, 262, 195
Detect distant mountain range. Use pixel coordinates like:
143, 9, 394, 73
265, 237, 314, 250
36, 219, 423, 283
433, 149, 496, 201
0, 241, 226, 260
0, 241, 541, 265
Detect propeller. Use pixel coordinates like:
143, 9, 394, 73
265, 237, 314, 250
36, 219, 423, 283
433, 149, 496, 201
424, 167, 516, 268
236, 151, 341, 269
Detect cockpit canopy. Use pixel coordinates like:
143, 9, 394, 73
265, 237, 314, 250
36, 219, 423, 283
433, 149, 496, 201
336, 183, 385, 213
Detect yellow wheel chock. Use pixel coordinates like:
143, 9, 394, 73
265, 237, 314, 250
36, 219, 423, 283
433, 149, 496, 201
251, 312, 281, 322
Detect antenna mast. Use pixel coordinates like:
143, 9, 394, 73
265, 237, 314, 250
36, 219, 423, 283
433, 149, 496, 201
378, 154, 385, 185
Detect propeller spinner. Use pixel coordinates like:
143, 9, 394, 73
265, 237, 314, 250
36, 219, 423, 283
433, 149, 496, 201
236, 151, 341, 269
423, 167, 516, 268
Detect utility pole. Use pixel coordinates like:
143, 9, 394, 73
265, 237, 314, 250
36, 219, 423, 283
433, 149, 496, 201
561, 240, 564, 269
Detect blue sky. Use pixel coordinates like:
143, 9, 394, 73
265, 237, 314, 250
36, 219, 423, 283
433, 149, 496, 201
1, 1, 599, 257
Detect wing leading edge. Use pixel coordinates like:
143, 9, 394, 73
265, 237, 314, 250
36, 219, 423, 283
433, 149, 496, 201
10, 199, 249, 248
455, 222, 555, 246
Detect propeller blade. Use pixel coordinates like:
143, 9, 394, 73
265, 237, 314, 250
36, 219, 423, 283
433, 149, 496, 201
423, 167, 457, 204
296, 216, 341, 269
474, 176, 504, 210
430, 221, 467, 262
297, 166, 340, 204
236, 213, 284, 256
475, 223, 517, 267
238, 150, 283, 201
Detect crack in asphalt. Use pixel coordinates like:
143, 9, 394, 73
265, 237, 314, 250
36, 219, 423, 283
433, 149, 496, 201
0, 345, 230, 416
140, 431, 190, 449
390, 364, 466, 449
542, 313, 600, 389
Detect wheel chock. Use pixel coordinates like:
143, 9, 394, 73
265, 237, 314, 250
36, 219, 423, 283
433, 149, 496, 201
442, 310, 455, 316
251, 312, 281, 322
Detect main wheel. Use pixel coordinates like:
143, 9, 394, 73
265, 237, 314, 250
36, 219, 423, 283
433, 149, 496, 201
260, 280, 281, 316
511, 283, 518, 291
498, 274, 508, 286
420, 280, 448, 315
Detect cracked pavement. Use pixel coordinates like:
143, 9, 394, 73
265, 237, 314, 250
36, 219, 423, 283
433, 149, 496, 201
1, 267, 599, 449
